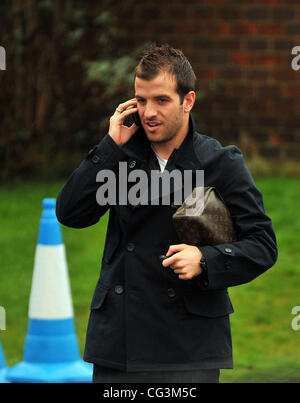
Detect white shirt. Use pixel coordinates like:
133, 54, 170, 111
151, 145, 168, 172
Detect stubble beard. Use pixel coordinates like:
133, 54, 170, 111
147, 110, 184, 145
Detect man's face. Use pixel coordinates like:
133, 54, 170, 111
134, 71, 187, 145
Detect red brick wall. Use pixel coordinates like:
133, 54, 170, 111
116, 0, 300, 160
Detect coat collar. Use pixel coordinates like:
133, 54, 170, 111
122, 114, 201, 170
169, 115, 200, 171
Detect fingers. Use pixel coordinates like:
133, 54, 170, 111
178, 273, 191, 280
109, 99, 138, 146
161, 244, 199, 280
166, 244, 187, 257
162, 255, 176, 267
119, 106, 138, 120
163, 245, 184, 265
162, 244, 187, 267
114, 99, 137, 117
169, 264, 191, 280
111, 100, 138, 130
172, 265, 194, 280
161, 255, 193, 280
162, 255, 184, 270
118, 98, 137, 110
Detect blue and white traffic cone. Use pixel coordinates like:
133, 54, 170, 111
6, 198, 92, 383
0, 342, 8, 382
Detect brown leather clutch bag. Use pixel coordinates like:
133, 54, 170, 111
172, 186, 237, 246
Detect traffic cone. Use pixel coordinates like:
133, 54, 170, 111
6, 198, 92, 383
0, 342, 8, 382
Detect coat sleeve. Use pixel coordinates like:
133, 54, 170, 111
196, 146, 278, 290
56, 134, 127, 228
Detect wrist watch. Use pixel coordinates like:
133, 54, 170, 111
200, 256, 209, 287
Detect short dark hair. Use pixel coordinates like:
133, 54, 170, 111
135, 43, 196, 103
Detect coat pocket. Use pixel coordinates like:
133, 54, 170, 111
90, 283, 109, 310
183, 291, 234, 318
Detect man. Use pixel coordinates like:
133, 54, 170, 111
56, 44, 277, 383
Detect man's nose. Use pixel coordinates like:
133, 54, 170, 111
144, 103, 157, 119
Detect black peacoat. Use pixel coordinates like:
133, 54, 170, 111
56, 116, 277, 371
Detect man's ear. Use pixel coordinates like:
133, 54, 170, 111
183, 91, 196, 113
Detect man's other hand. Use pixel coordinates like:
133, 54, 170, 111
162, 244, 203, 280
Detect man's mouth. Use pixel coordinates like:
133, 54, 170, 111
145, 122, 161, 131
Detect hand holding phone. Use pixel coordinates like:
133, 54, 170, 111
109, 98, 139, 146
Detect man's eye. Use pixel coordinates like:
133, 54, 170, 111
158, 98, 167, 103
137, 99, 145, 104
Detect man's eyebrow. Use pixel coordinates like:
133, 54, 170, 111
155, 94, 171, 99
135, 94, 171, 99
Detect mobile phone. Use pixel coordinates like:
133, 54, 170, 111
133, 110, 141, 127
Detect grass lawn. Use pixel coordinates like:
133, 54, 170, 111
0, 177, 300, 383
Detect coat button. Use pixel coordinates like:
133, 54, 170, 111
114, 285, 124, 295
91, 155, 101, 164
224, 248, 232, 253
126, 242, 135, 252
129, 160, 136, 169
167, 288, 176, 298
